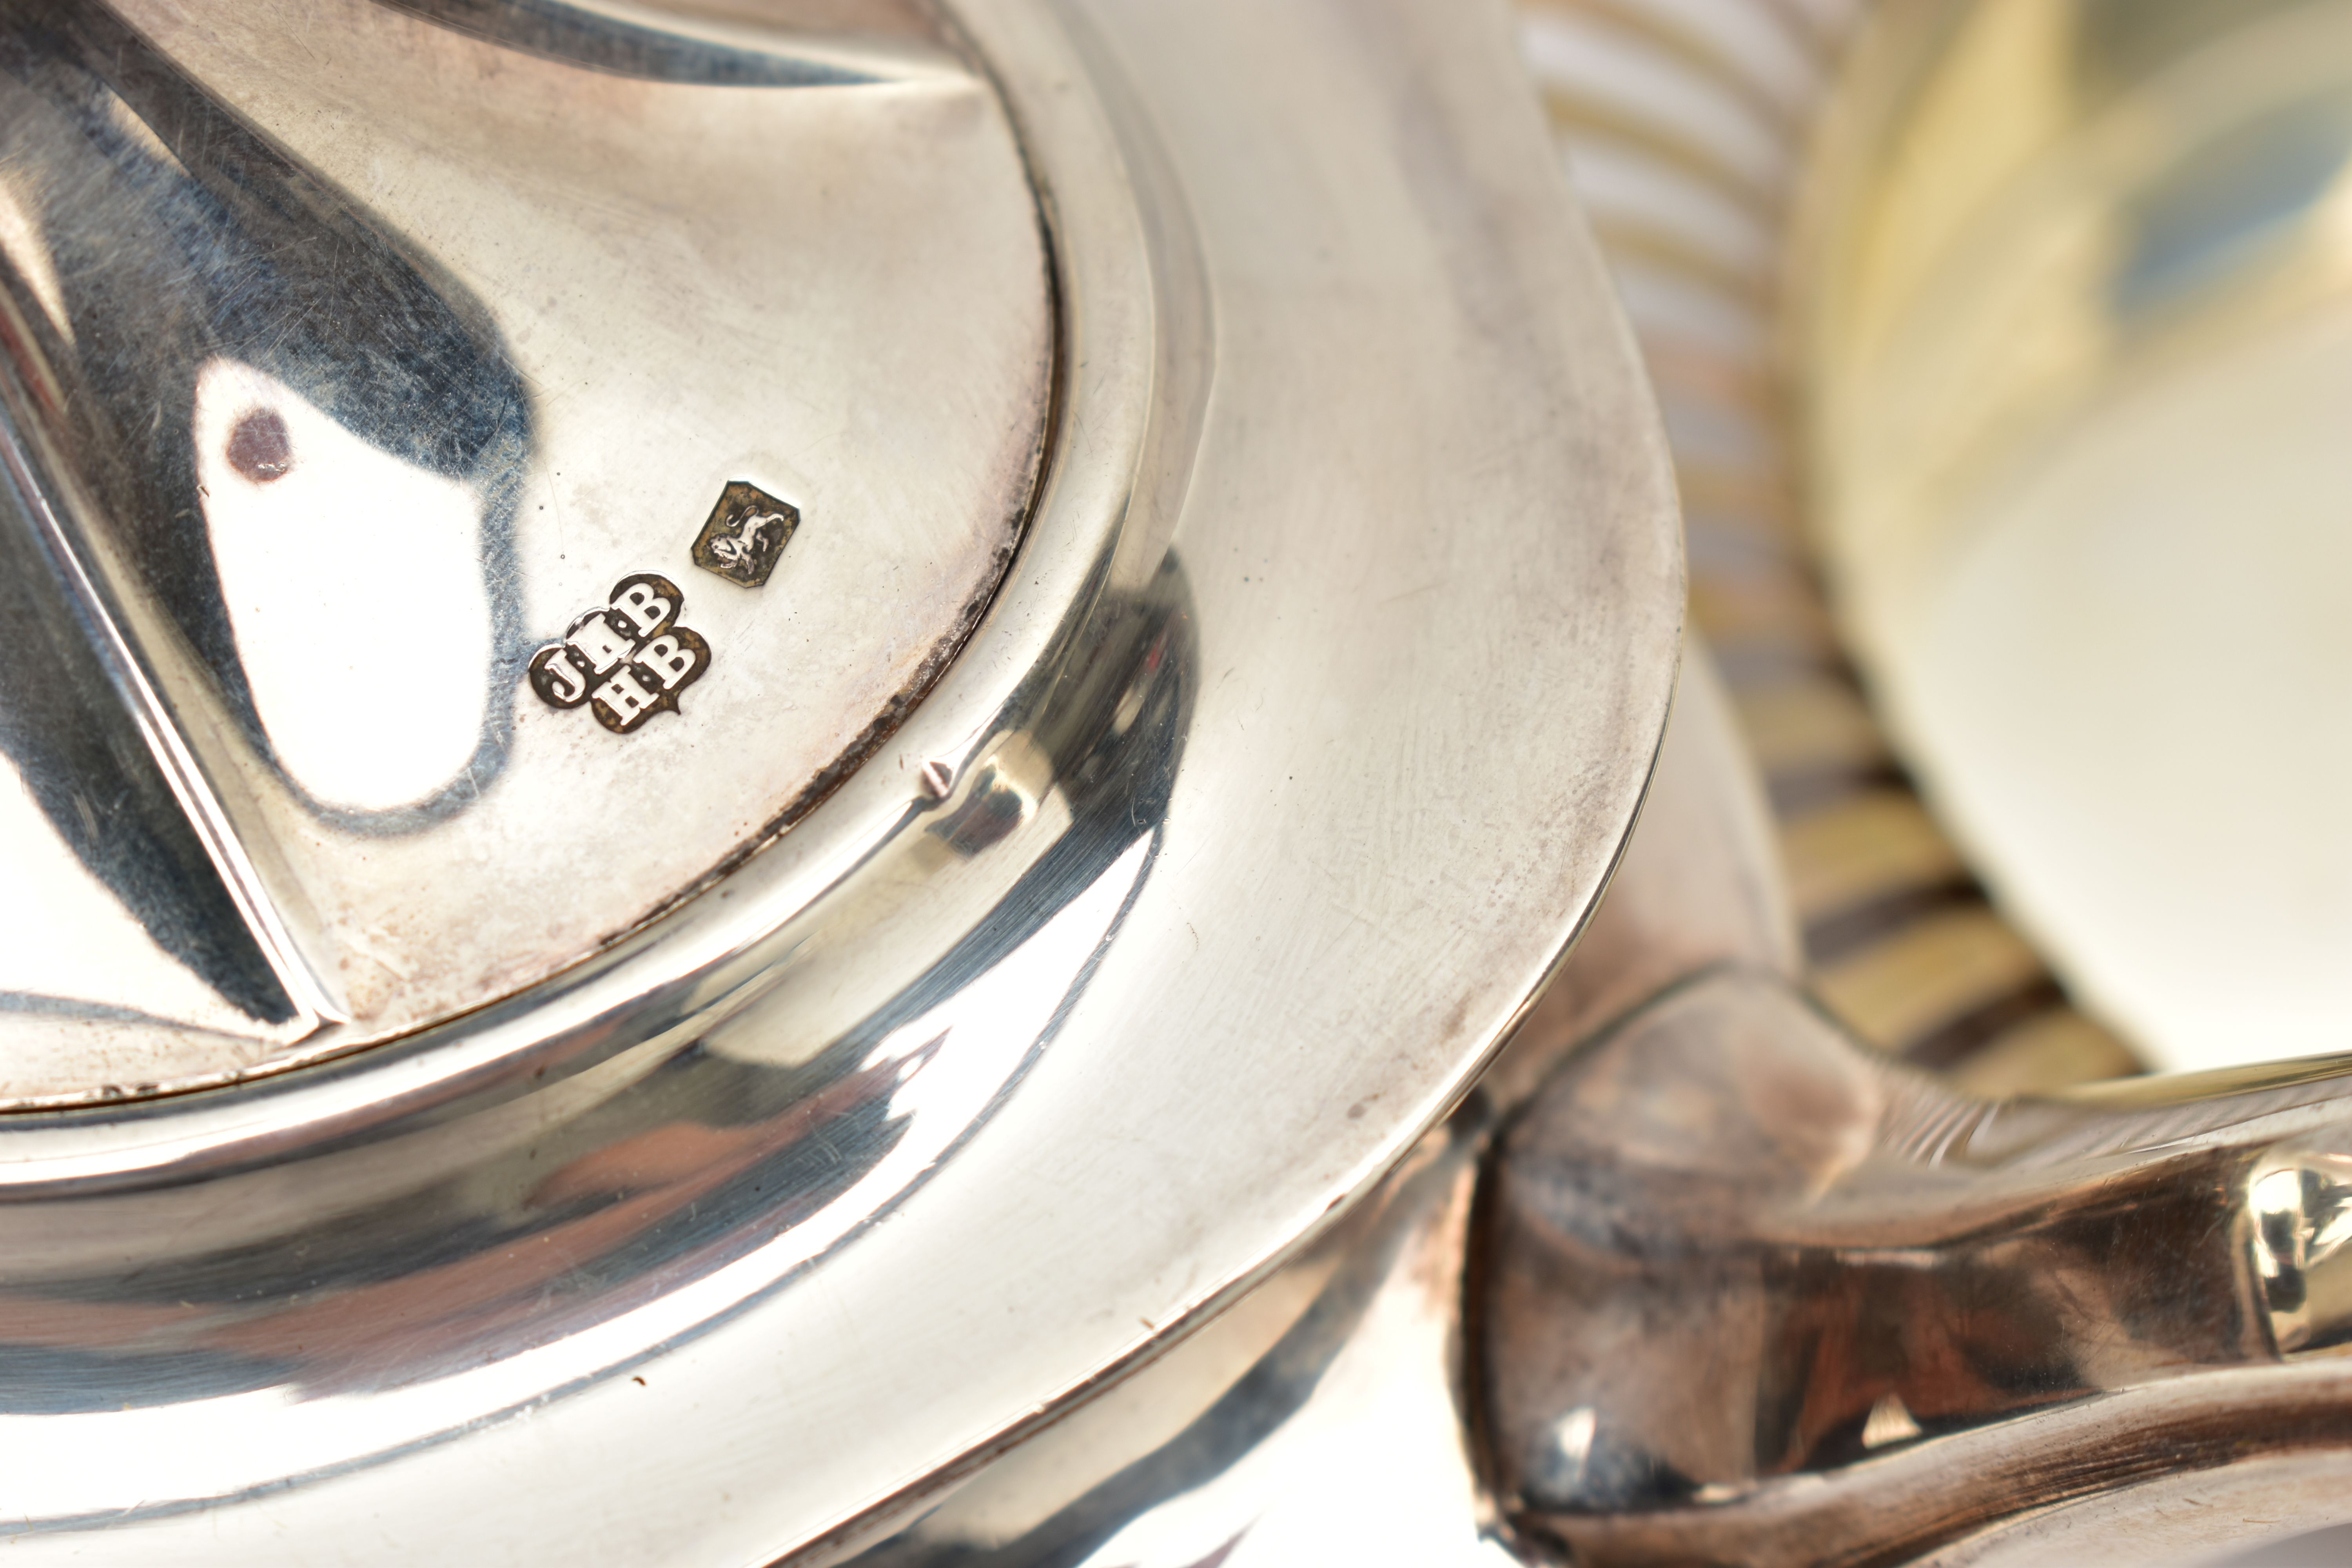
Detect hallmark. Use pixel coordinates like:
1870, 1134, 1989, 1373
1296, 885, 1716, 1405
527, 573, 711, 734
692, 480, 799, 588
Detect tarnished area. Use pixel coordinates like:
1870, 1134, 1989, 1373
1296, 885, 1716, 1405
0, 0, 1052, 1098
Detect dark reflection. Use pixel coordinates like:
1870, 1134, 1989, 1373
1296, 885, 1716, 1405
0, 1341, 299, 1417
2078, 0, 2318, 100
0, 475, 294, 1023
2115, 96, 2352, 319
382, 0, 884, 86
1746, 1161, 2241, 1476
1481, 974, 2266, 1521
0, 557, 1197, 1419
0, 0, 533, 834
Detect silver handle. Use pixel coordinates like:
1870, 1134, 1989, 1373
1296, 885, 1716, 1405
1486, 966, 2352, 1566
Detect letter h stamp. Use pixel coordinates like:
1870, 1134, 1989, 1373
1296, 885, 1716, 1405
526, 573, 711, 734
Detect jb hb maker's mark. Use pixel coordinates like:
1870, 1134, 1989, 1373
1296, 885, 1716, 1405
527, 573, 710, 733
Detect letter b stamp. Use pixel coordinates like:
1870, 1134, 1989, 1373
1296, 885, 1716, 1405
528, 573, 711, 734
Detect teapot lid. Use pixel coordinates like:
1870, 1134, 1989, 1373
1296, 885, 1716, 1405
0, 0, 1051, 1100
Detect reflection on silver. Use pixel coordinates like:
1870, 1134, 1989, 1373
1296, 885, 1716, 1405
1477, 969, 2352, 1566
838, 1, 2352, 1564
190, 357, 495, 812
848, 1125, 1521, 1568
0, 0, 1683, 1561
850, 553, 2352, 1566
1861, 1392, 1924, 1450
0, 557, 1200, 1546
0, 0, 1054, 1091
0, 829, 1156, 1525
0, 364, 331, 1052
837, 649, 1781, 1568
2250, 1143, 2352, 1357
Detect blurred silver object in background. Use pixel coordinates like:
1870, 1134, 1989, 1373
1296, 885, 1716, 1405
1523, 0, 2152, 1097
1800, 0, 2352, 1074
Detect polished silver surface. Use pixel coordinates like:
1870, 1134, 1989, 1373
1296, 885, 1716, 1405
1474, 1, 2352, 1559
1480, 976, 2352, 1566
0, 0, 1053, 1095
2251, 1137, 2352, 1357
858, 4, 2352, 1564
0, 0, 1684, 1562
29, 1, 2352, 1563
830, 646, 1794, 1568
838, 1116, 1513, 1568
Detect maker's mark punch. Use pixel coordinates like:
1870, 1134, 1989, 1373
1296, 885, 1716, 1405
527, 573, 711, 734
693, 480, 799, 588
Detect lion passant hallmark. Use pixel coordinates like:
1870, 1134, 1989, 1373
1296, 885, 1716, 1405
693, 480, 799, 588
526, 483, 800, 734
527, 573, 711, 734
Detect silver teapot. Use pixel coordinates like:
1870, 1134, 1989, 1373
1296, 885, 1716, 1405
0, 2, 2347, 1564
